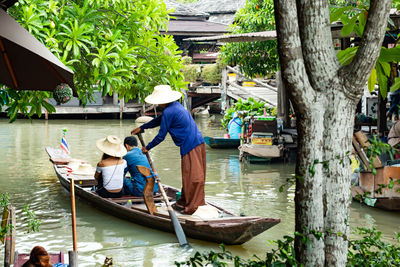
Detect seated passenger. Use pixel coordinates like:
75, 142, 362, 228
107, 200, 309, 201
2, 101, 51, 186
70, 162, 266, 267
123, 136, 159, 196
22, 246, 51, 267
95, 136, 127, 198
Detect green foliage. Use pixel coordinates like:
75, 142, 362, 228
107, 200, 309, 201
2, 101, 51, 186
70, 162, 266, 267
221, 98, 275, 130
3, 0, 185, 121
0, 193, 10, 210
220, 0, 279, 77
200, 59, 226, 84
347, 228, 400, 266
181, 56, 193, 65
364, 135, 395, 175
200, 65, 221, 84
0, 193, 41, 241
182, 65, 199, 83
53, 83, 73, 104
22, 204, 41, 233
333, 2, 400, 98
176, 228, 400, 267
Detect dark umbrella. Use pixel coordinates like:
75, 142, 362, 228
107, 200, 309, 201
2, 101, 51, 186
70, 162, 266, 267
0, 0, 18, 11
0, 8, 74, 92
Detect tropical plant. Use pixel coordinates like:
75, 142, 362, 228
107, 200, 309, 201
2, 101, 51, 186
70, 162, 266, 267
0, 193, 41, 240
220, 0, 278, 78
200, 64, 221, 84
53, 83, 73, 104
3, 0, 186, 122
332, 1, 400, 99
199, 58, 226, 85
221, 98, 275, 130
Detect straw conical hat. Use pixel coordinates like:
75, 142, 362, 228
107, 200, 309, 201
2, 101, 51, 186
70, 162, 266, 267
71, 163, 95, 176
67, 158, 83, 171
96, 136, 127, 157
144, 85, 182, 105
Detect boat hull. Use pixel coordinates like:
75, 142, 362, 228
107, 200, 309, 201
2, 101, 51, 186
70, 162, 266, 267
204, 137, 240, 149
47, 147, 280, 245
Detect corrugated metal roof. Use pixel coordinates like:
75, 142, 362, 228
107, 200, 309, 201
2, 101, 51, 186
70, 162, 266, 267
187, 0, 245, 14
161, 20, 228, 35
184, 31, 277, 42
164, 0, 209, 18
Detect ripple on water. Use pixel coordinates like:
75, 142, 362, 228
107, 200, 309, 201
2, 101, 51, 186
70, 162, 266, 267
2, 119, 399, 266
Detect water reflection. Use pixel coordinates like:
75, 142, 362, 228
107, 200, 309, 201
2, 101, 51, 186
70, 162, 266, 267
0, 118, 399, 266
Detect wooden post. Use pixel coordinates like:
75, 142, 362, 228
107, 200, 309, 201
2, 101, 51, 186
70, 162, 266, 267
377, 90, 387, 137
119, 97, 124, 120
4, 205, 15, 267
45, 98, 49, 120
68, 178, 78, 266
187, 96, 192, 114
68, 251, 78, 267
70, 179, 77, 252
276, 71, 290, 128
182, 86, 189, 111
112, 92, 118, 106
221, 68, 227, 113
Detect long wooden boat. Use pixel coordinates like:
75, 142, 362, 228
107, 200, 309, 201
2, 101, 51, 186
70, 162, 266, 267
204, 136, 240, 149
46, 147, 280, 245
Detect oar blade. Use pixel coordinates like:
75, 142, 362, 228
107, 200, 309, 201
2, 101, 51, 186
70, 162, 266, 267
167, 207, 190, 248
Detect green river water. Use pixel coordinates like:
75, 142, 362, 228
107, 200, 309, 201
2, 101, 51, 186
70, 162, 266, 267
0, 117, 399, 266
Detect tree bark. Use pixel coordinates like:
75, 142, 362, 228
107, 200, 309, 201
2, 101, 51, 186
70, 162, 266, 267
274, 0, 391, 266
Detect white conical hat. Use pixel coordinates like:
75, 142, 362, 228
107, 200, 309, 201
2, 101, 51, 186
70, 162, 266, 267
96, 136, 127, 157
71, 163, 95, 176
67, 158, 83, 171
144, 85, 182, 105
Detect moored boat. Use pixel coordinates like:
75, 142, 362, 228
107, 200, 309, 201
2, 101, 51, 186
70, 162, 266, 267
351, 165, 400, 211
46, 147, 280, 245
204, 136, 240, 149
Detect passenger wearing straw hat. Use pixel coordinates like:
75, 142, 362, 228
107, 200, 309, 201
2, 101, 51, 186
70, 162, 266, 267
95, 135, 127, 198
131, 85, 206, 214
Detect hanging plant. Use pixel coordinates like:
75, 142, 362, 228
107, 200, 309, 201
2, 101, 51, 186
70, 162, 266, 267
53, 83, 73, 104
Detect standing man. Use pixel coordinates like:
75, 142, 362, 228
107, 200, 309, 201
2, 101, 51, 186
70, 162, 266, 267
131, 85, 206, 214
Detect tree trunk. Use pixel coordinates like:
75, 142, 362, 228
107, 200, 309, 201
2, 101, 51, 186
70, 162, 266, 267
323, 91, 355, 266
274, 0, 391, 265
294, 100, 326, 266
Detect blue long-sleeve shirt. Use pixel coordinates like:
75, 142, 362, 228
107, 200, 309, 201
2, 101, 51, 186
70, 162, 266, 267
123, 147, 159, 194
140, 101, 204, 157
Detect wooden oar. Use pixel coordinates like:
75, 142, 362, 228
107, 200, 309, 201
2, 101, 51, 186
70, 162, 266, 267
136, 133, 190, 248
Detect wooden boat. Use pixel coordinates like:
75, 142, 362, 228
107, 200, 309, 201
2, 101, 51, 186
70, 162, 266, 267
204, 136, 240, 149
46, 147, 280, 245
351, 165, 400, 211
352, 186, 400, 211
14, 252, 64, 267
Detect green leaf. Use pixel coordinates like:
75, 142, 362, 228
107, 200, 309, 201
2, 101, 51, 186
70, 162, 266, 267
341, 15, 357, 37
330, 6, 353, 23
376, 62, 389, 99
379, 47, 400, 63
368, 68, 377, 93
337, 47, 358, 66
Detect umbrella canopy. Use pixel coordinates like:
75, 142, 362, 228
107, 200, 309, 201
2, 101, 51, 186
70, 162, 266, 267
0, 0, 18, 10
0, 8, 75, 92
